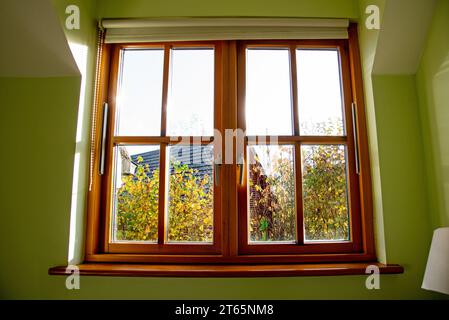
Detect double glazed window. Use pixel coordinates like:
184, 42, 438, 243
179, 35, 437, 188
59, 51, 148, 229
238, 42, 361, 256
104, 44, 222, 254
87, 33, 375, 264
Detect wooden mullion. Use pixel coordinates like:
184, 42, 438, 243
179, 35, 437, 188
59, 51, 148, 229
227, 40, 239, 257
246, 135, 347, 144
290, 44, 300, 136
236, 41, 248, 254
290, 44, 305, 245
157, 144, 167, 245
113, 136, 214, 145
161, 44, 170, 137
157, 44, 171, 245
294, 142, 305, 245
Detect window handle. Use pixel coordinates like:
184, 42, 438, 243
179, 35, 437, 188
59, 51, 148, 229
214, 154, 222, 186
351, 102, 360, 175
237, 153, 245, 185
99, 102, 109, 175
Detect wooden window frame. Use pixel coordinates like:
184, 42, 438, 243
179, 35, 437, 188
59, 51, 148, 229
102, 41, 223, 255
83, 24, 377, 266
237, 39, 361, 255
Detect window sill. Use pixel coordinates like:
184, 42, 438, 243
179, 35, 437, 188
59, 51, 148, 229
49, 262, 403, 277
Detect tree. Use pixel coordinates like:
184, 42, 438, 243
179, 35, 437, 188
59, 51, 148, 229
116, 119, 349, 243
302, 145, 348, 240
167, 162, 213, 242
249, 146, 296, 241
115, 157, 213, 242
116, 156, 159, 241
249, 121, 349, 242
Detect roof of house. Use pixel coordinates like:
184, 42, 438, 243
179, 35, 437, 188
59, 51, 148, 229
131, 145, 213, 179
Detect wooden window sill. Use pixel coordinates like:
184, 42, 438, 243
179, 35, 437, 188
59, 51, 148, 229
49, 262, 403, 277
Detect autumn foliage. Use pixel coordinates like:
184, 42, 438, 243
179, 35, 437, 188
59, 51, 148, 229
116, 157, 213, 242
116, 141, 348, 243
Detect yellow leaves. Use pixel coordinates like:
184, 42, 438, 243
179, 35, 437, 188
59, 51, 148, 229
166, 162, 213, 242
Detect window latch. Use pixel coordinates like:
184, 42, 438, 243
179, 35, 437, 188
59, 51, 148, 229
237, 153, 245, 185
214, 154, 222, 186
99, 102, 109, 175
351, 102, 360, 175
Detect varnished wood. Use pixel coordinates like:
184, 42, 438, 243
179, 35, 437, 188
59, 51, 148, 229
49, 262, 403, 277
85, 37, 110, 256
339, 39, 363, 251
290, 44, 304, 245
227, 40, 239, 257
101, 44, 122, 252
246, 135, 347, 144
160, 44, 170, 137
236, 41, 248, 255
290, 44, 300, 137
348, 24, 376, 256
157, 144, 166, 244
108, 242, 220, 254
294, 143, 304, 245
105, 41, 224, 254
236, 38, 368, 256
85, 251, 377, 264
113, 136, 214, 145
212, 41, 224, 254
239, 39, 346, 49
118, 41, 218, 50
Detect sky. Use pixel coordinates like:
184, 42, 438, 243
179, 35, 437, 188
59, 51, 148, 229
115, 47, 345, 158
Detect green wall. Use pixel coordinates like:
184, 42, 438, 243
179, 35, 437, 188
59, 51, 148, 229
96, 0, 359, 19
0, 76, 80, 298
371, 75, 433, 269
0, 0, 447, 299
416, 0, 449, 229
357, 0, 387, 264
51, 0, 98, 264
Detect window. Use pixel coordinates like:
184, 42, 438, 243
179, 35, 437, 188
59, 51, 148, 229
85, 26, 376, 266
237, 42, 361, 255
101, 43, 222, 255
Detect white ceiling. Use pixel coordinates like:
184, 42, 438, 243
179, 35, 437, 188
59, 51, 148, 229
0, 0, 79, 77
373, 0, 437, 75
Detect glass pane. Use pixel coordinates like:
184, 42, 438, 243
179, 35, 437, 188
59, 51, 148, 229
112, 145, 160, 242
248, 145, 296, 242
166, 48, 214, 136
167, 144, 214, 242
296, 50, 345, 136
301, 145, 350, 241
245, 49, 293, 136
116, 49, 164, 136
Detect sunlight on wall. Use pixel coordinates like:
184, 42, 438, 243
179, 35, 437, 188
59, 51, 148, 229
433, 54, 449, 226
67, 42, 88, 264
